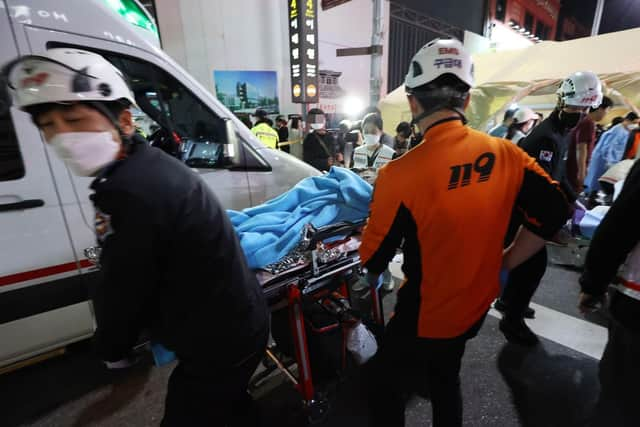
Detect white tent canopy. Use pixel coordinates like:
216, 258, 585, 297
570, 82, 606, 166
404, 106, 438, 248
379, 28, 640, 131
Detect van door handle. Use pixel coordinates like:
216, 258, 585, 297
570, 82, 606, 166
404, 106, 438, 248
0, 199, 45, 212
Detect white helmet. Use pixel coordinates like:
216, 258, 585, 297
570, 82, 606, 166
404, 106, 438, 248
405, 38, 474, 90
556, 71, 603, 108
513, 107, 537, 124
4, 48, 136, 110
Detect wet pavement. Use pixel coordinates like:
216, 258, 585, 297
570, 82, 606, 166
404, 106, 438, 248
1, 263, 609, 427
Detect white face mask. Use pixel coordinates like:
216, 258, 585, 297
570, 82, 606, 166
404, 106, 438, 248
310, 123, 325, 130
50, 131, 120, 177
363, 134, 380, 147
628, 123, 639, 130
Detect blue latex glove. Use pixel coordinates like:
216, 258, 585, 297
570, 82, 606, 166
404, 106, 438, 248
499, 269, 510, 291
151, 342, 177, 367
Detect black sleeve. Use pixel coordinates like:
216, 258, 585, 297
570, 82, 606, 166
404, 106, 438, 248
515, 168, 569, 240
580, 161, 640, 296
91, 191, 158, 362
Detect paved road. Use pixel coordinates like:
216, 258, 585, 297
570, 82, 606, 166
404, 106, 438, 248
1, 262, 611, 427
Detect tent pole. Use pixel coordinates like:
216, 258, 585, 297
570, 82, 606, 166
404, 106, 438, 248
591, 0, 606, 36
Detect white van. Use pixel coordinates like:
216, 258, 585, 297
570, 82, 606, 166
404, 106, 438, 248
0, 0, 318, 369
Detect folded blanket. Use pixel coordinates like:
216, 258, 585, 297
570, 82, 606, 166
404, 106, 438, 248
228, 167, 373, 268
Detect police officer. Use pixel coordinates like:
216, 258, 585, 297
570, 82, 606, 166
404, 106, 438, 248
496, 71, 603, 346
4, 49, 269, 426
251, 108, 279, 149
579, 159, 640, 427
361, 39, 568, 427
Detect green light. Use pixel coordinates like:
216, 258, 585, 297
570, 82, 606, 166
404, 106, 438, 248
103, 0, 159, 37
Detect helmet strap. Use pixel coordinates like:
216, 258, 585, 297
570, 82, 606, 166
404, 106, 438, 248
86, 101, 132, 147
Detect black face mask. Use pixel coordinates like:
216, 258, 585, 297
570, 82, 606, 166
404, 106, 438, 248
560, 110, 584, 129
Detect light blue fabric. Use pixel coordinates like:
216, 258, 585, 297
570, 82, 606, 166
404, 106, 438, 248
489, 124, 508, 138
228, 167, 373, 269
585, 124, 630, 193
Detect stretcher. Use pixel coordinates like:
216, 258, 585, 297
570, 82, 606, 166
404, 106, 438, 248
252, 220, 384, 422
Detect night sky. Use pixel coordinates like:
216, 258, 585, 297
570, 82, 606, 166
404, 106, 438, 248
561, 0, 640, 35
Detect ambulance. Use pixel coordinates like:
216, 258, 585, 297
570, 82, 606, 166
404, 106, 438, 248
0, 0, 317, 369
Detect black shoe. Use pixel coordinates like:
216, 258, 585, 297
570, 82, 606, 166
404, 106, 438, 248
493, 299, 535, 319
499, 317, 539, 347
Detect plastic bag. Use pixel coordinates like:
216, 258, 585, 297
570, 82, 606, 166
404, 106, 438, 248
346, 322, 378, 365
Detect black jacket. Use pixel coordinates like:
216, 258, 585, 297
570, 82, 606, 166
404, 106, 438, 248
303, 131, 336, 171
89, 135, 269, 363
580, 159, 640, 331
518, 109, 577, 202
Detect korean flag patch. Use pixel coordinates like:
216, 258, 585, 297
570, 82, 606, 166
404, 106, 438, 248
95, 209, 114, 244
539, 150, 553, 162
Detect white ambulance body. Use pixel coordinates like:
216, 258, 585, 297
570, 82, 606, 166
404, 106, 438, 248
0, 0, 318, 368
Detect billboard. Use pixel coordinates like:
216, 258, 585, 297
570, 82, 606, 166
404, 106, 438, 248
213, 70, 280, 114
288, 0, 319, 103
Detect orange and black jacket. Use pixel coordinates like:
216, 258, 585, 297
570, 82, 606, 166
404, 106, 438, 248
360, 118, 568, 339
624, 129, 640, 160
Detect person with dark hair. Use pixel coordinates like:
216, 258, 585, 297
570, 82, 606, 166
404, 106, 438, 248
362, 105, 394, 148
238, 114, 253, 130
361, 39, 568, 427
489, 107, 518, 138
566, 95, 613, 193
496, 71, 603, 346
352, 113, 395, 171
251, 108, 279, 149
609, 116, 625, 129
4, 49, 269, 426
275, 115, 290, 153
303, 108, 337, 171
394, 121, 413, 158
506, 107, 537, 144
585, 111, 640, 197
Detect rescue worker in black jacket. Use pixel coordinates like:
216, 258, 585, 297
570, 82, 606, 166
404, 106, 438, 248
4, 49, 269, 426
495, 71, 603, 346
579, 159, 640, 427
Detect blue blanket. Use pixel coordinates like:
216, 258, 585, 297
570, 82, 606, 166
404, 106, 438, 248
228, 167, 373, 269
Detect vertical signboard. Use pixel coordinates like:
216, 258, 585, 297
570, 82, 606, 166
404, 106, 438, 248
288, 0, 319, 103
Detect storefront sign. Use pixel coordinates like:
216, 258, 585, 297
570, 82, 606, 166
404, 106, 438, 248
288, 0, 319, 103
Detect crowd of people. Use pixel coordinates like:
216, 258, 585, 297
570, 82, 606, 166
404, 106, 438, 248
5, 37, 639, 427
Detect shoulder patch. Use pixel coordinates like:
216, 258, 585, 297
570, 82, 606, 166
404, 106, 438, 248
95, 209, 114, 244
539, 150, 553, 162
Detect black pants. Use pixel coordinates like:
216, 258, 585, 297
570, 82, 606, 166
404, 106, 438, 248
366, 314, 486, 427
161, 334, 268, 427
590, 315, 640, 427
500, 246, 547, 318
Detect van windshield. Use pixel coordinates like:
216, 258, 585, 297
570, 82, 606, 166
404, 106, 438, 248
102, 53, 229, 169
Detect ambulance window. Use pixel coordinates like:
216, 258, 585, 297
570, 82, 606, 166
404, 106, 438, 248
102, 54, 229, 169
0, 108, 26, 181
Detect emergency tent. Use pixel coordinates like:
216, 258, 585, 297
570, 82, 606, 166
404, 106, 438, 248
379, 28, 640, 132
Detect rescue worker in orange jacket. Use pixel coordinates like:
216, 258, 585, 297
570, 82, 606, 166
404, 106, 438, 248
360, 38, 569, 427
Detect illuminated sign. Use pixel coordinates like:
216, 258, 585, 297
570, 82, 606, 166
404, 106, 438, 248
288, 0, 319, 103
103, 0, 159, 37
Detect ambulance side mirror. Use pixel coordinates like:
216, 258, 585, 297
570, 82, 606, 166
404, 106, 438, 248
224, 118, 242, 166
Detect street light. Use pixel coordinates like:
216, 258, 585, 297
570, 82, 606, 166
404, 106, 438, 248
343, 96, 365, 117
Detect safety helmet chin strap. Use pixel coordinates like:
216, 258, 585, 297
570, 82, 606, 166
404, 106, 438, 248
87, 100, 134, 148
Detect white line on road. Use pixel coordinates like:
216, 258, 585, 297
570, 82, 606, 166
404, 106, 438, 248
388, 259, 608, 360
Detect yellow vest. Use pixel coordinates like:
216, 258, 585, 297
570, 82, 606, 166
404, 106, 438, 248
251, 122, 279, 149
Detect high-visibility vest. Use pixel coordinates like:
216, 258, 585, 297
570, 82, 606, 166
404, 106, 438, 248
352, 144, 395, 170
251, 122, 279, 149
